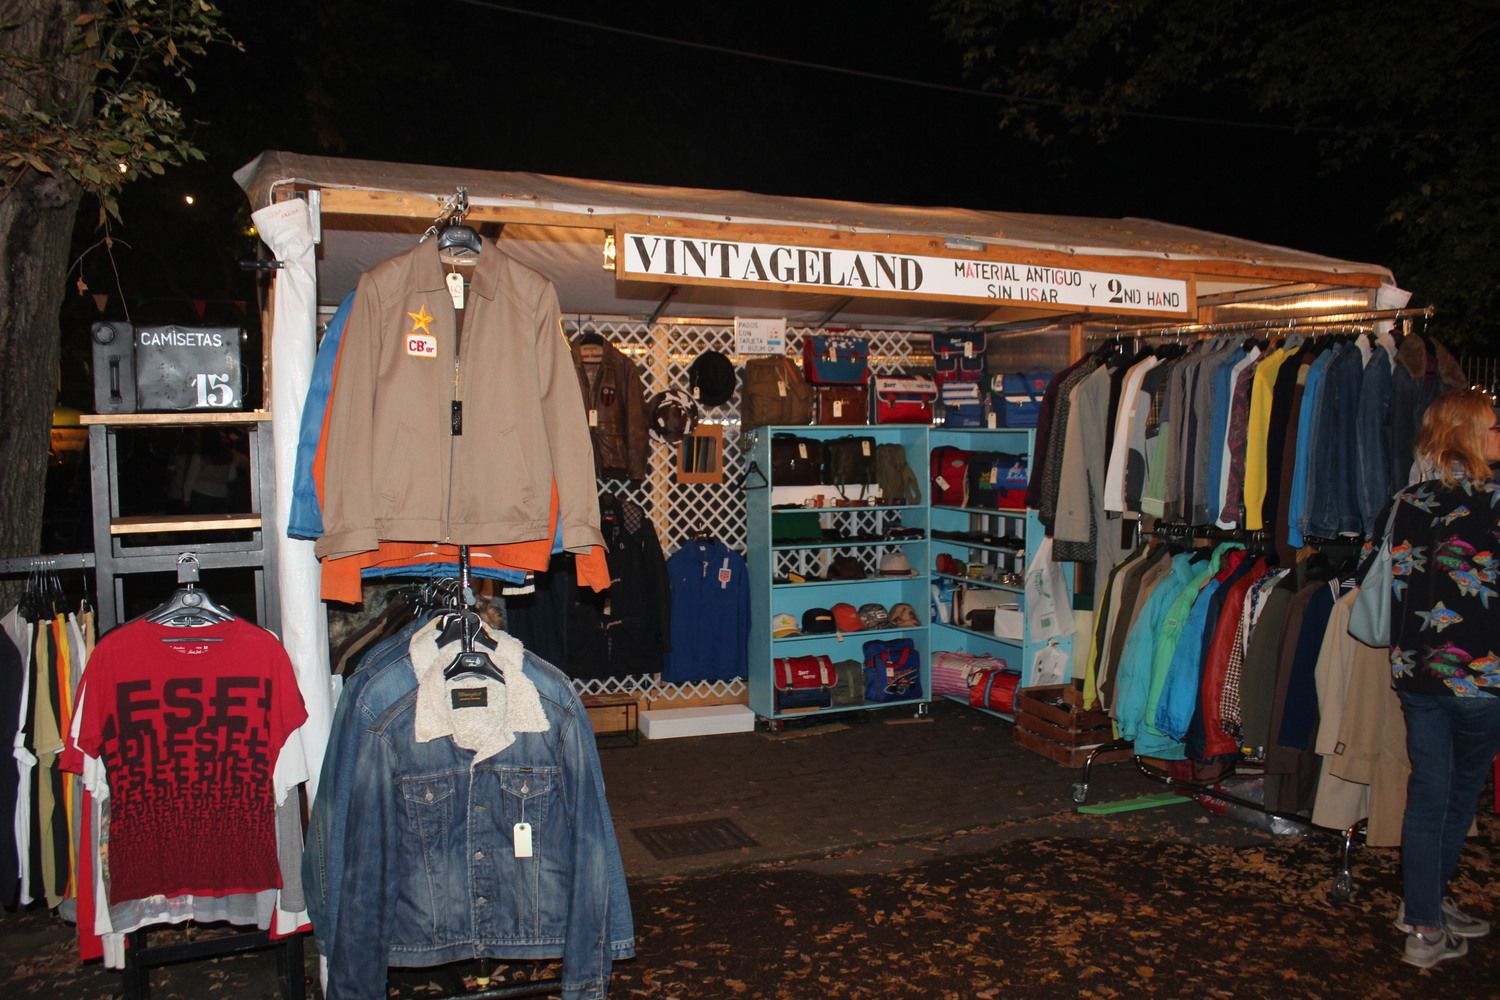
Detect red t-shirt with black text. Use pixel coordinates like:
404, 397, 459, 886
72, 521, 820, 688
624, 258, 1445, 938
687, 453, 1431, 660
74, 617, 307, 904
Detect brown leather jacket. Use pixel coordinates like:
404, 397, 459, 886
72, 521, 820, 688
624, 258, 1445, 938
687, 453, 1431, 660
572, 338, 650, 480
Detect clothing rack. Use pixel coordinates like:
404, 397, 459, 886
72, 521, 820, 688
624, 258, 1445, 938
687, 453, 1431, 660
1069, 744, 1368, 902
1088, 304, 1436, 343
420, 544, 563, 1000
0, 552, 96, 575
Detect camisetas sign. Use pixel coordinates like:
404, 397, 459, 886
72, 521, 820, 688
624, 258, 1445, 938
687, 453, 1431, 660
619, 232, 1194, 317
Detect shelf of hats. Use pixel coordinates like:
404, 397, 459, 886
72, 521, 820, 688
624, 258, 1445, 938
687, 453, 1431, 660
745, 422, 1073, 725
746, 424, 933, 721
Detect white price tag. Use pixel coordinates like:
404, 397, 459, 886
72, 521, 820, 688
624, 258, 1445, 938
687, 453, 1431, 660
588, 409, 599, 428
446, 272, 465, 310
778, 380, 788, 397
987, 411, 997, 428
833, 401, 844, 418
861, 440, 872, 457
798, 443, 808, 459
935, 475, 950, 492
963, 341, 974, 358
513, 822, 533, 858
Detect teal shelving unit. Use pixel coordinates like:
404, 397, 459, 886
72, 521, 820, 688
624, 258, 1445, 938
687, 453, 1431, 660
745, 423, 1074, 725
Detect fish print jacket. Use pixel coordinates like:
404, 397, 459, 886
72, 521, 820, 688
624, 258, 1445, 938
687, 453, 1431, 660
1372, 473, 1500, 697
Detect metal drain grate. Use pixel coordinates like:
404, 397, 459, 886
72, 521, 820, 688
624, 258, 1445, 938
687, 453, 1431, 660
631, 818, 759, 860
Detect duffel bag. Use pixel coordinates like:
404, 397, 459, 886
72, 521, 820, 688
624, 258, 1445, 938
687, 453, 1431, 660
830, 658, 866, 707
862, 637, 923, 702
741, 355, 812, 429
774, 654, 835, 689
930, 651, 1008, 699
814, 381, 870, 425
771, 433, 824, 485
929, 445, 971, 507
776, 686, 832, 711
871, 375, 936, 424
931, 330, 985, 385
802, 333, 870, 385
989, 372, 1051, 428
941, 380, 985, 428
995, 451, 1028, 509
968, 668, 1022, 714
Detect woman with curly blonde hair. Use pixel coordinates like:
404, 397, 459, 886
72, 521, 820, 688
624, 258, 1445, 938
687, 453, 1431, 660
1376, 388, 1500, 968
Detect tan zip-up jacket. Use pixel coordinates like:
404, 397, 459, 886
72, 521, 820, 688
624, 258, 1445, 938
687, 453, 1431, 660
317, 239, 603, 560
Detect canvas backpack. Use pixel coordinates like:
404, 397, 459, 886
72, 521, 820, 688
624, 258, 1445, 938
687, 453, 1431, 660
741, 355, 812, 429
875, 443, 922, 505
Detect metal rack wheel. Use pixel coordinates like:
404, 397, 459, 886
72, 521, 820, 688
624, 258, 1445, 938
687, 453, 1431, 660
1070, 782, 1089, 804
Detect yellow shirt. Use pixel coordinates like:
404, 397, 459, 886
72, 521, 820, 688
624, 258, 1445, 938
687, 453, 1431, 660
1242, 347, 1289, 531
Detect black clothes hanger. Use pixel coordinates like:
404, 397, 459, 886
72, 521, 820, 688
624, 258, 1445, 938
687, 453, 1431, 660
441, 546, 504, 682
575, 330, 605, 347
147, 553, 235, 629
436, 224, 482, 257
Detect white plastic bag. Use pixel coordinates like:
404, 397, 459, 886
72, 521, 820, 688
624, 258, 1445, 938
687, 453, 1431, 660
1030, 640, 1070, 686
1025, 537, 1074, 642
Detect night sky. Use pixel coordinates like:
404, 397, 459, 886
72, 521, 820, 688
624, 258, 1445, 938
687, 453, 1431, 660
76, 1, 1400, 338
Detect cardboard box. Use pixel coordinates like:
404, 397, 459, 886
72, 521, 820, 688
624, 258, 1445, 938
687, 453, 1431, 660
639, 704, 756, 740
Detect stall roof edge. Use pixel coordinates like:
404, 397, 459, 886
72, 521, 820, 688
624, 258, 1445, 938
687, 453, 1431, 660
236, 150, 1395, 319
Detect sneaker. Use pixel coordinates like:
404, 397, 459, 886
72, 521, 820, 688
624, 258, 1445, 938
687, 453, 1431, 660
1394, 898, 1492, 939
1403, 928, 1469, 968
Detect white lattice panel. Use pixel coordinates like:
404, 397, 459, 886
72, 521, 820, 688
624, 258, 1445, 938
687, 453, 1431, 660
565, 320, 928, 700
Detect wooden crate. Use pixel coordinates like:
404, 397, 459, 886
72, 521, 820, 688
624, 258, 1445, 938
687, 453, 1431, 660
1016, 710, 1110, 747
1014, 727, 1134, 768
1014, 680, 1110, 733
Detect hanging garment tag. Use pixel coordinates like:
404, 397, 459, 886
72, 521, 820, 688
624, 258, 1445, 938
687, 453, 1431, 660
861, 440, 872, 457
452, 687, 488, 709
777, 380, 788, 397
833, 400, 844, 418
797, 443, 808, 459
446, 271, 465, 310
986, 411, 997, 428
513, 822, 533, 858
963, 341, 975, 358
588, 408, 599, 428
451, 400, 463, 435
935, 475, 950, 492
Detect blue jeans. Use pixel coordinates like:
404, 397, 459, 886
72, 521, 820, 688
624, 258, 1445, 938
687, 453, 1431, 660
1399, 691, 1500, 929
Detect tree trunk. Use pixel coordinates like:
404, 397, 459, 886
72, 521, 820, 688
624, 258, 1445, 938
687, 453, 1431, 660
0, 0, 94, 609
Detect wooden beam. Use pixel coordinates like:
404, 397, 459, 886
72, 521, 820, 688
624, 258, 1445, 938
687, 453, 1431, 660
316, 187, 618, 230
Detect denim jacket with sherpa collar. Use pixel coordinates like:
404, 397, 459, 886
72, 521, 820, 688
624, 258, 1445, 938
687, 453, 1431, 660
325, 624, 635, 1000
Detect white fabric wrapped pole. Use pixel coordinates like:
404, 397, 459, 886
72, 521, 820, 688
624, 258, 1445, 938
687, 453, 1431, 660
252, 199, 331, 803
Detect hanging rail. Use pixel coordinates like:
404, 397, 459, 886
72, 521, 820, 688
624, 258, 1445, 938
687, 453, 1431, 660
0, 552, 96, 575
1091, 304, 1435, 342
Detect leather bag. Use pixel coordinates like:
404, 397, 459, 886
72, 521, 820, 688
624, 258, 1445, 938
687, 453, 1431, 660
814, 382, 870, 425
742, 355, 812, 429
771, 433, 824, 485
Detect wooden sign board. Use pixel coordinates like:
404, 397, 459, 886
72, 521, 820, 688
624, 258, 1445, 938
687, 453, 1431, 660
616, 221, 1197, 319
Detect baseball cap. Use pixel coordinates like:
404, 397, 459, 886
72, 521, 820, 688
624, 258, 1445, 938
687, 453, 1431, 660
801, 607, 836, 634
857, 603, 890, 629
887, 602, 921, 627
831, 602, 864, 633
772, 612, 801, 638
879, 551, 913, 576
